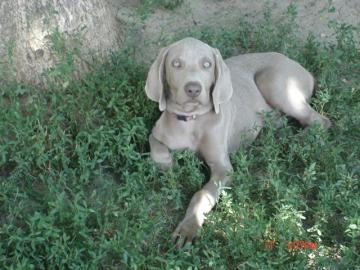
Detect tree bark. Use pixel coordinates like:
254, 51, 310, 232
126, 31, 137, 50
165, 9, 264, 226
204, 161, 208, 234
0, 0, 124, 86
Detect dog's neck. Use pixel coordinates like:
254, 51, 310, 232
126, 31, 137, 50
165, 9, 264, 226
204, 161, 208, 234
168, 105, 215, 122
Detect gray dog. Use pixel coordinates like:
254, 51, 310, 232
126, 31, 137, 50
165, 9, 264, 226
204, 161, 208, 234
145, 38, 331, 248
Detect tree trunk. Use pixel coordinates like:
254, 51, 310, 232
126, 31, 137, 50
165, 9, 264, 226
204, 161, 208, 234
0, 0, 124, 86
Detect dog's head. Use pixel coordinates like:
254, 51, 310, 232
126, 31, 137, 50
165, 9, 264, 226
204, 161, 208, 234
145, 38, 233, 115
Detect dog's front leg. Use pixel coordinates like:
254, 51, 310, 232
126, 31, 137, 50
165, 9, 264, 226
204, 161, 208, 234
172, 154, 232, 248
149, 133, 172, 170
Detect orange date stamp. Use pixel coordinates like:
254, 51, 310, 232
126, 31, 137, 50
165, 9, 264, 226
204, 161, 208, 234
264, 240, 317, 251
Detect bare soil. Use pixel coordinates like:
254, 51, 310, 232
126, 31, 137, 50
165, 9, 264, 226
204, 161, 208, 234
113, 0, 359, 61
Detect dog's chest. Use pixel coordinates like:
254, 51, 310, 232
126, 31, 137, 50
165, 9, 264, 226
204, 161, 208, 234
166, 130, 198, 150
153, 117, 201, 151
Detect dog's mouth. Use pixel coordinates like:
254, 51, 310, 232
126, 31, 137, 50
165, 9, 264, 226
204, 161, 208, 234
166, 86, 213, 115
174, 98, 200, 106
185, 100, 200, 105
169, 98, 213, 116
171, 99, 201, 114
182, 101, 200, 112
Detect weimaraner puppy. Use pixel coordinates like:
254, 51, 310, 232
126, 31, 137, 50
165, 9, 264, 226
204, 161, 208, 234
145, 37, 331, 248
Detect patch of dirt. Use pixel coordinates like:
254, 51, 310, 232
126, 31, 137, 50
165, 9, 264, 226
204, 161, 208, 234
112, 0, 359, 61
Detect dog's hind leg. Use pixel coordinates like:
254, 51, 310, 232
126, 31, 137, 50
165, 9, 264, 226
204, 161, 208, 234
255, 59, 331, 129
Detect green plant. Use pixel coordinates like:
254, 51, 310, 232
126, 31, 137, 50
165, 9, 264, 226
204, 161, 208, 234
141, 0, 184, 10
137, 0, 184, 20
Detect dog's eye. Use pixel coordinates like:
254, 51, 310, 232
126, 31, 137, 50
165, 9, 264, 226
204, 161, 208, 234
172, 59, 181, 68
203, 60, 212, 69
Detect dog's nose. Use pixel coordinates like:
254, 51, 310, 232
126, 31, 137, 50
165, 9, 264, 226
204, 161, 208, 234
184, 82, 202, 98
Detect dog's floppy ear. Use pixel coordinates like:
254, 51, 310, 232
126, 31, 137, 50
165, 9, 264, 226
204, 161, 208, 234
145, 46, 169, 111
212, 48, 233, 114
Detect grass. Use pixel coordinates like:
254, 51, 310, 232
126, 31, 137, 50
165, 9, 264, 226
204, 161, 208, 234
137, 0, 184, 20
1, 4, 359, 269
140, 0, 184, 10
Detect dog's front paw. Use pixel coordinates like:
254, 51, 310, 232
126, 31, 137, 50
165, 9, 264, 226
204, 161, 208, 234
172, 214, 204, 248
321, 116, 332, 129
157, 160, 173, 171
